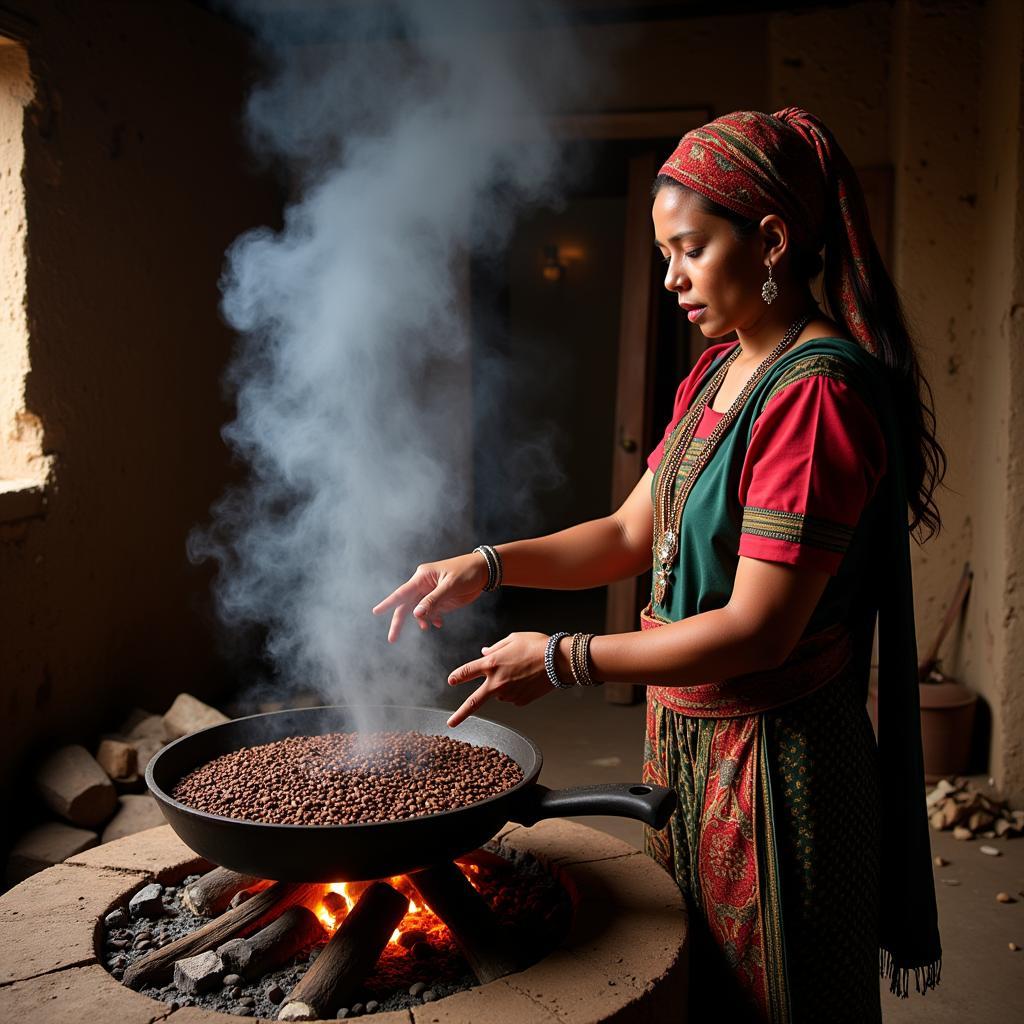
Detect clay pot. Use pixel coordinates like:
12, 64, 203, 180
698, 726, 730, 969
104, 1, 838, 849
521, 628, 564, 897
918, 677, 977, 783
867, 674, 977, 782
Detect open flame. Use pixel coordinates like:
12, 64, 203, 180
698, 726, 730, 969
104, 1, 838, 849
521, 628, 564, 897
314, 862, 482, 944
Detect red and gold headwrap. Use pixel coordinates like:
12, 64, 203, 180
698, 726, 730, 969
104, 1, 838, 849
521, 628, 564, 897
658, 107, 877, 352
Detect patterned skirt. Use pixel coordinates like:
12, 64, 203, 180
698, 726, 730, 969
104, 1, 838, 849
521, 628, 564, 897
642, 666, 882, 1023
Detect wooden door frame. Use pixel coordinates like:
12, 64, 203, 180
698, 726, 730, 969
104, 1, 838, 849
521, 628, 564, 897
555, 110, 710, 704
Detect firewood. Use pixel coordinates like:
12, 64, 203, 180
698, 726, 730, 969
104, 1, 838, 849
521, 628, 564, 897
182, 867, 268, 917
6, 822, 98, 884
95, 739, 138, 781
163, 693, 230, 740
409, 861, 526, 984
35, 745, 118, 827
123, 881, 322, 989
101, 795, 164, 844
218, 906, 323, 977
278, 882, 408, 1021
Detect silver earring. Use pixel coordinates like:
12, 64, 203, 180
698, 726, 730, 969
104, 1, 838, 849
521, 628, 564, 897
761, 262, 778, 304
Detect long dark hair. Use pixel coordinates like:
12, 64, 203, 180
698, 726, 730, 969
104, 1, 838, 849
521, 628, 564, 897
653, 175, 947, 542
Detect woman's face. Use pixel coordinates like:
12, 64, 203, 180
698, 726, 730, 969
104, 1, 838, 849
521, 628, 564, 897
652, 185, 769, 338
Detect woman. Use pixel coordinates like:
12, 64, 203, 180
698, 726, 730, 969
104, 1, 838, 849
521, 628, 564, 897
373, 108, 943, 1022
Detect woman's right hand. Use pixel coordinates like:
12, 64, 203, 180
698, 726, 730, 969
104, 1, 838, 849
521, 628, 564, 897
371, 552, 491, 643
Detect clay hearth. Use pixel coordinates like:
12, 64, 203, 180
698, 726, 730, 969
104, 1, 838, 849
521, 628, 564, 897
0, 820, 687, 1023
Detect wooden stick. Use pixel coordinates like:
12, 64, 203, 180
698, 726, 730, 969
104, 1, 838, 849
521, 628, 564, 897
409, 861, 525, 984
218, 905, 324, 977
182, 866, 269, 917
919, 562, 973, 679
278, 882, 408, 1021
122, 881, 322, 989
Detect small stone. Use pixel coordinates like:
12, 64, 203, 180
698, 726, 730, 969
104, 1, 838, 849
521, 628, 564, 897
267, 984, 285, 1004
165, 1001, 180, 1012
980, 845, 1001, 856
365, 1001, 379, 1013
982, 830, 997, 839
104, 908, 128, 928
129, 883, 164, 918
111, 968, 124, 980
239, 996, 256, 1008
408, 982, 426, 997
997, 892, 1016, 903
134, 939, 152, 951
941, 878, 961, 886
933, 856, 948, 867
237, 1010, 254, 1018
336, 1011, 349, 1020
1009, 942, 1020, 952
350, 1004, 365, 1017
421, 990, 436, 1003
952, 826, 973, 841
223, 974, 243, 988
173, 950, 225, 995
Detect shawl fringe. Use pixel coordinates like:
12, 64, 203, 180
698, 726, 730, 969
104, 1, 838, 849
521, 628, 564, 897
879, 948, 942, 998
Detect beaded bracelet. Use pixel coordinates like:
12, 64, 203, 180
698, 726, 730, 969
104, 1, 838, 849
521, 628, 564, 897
570, 632, 597, 687
544, 632, 573, 689
473, 545, 502, 592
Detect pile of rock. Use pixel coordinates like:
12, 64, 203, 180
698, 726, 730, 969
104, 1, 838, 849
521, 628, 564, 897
927, 777, 1024, 840
6, 692, 229, 885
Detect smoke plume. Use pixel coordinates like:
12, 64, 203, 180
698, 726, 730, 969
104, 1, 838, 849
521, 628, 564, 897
189, 0, 595, 723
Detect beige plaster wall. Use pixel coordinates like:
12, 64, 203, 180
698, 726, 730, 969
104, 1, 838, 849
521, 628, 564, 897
0, 0, 279, 810
962, 0, 1024, 798
0, 37, 46, 488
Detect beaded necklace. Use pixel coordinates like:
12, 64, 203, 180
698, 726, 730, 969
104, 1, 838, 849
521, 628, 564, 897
651, 313, 813, 606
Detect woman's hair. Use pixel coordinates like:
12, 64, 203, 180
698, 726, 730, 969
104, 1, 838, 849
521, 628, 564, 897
653, 174, 947, 542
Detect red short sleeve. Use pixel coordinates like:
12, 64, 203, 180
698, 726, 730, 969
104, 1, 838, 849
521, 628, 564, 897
647, 343, 735, 472
737, 373, 887, 575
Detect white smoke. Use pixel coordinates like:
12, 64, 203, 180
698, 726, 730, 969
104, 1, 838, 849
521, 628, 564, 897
190, 0, 597, 724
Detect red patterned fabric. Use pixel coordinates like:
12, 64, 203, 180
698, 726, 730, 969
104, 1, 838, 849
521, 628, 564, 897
641, 604, 850, 717
658, 108, 882, 352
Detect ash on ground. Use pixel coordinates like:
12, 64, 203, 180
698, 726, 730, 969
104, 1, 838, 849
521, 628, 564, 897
102, 841, 571, 1018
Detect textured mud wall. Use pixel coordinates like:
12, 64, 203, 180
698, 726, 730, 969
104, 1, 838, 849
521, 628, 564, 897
0, 0, 279, 809
962, 0, 1024, 799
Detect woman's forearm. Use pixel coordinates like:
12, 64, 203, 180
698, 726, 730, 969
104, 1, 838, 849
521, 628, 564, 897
495, 516, 648, 591
575, 606, 785, 686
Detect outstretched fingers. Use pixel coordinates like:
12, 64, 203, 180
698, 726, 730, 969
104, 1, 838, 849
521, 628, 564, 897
448, 655, 491, 687
447, 682, 492, 728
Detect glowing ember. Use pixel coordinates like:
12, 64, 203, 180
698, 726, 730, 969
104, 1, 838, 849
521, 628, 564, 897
313, 863, 479, 945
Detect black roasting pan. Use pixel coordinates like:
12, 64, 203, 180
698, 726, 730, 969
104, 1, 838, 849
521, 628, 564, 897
146, 705, 676, 881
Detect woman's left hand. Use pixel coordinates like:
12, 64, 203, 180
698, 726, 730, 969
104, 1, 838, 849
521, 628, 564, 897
446, 632, 555, 728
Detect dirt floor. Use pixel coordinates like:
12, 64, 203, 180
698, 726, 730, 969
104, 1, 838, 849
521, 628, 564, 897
462, 685, 1023, 1021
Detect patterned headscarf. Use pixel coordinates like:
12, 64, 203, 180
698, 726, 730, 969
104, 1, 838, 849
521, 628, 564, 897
658, 108, 877, 352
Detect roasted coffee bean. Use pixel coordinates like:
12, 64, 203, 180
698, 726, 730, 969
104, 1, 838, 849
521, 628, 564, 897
171, 731, 523, 826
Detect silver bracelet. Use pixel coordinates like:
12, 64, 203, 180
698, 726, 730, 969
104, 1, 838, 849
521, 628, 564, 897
474, 544, 502, 592
545, 632, 573, 689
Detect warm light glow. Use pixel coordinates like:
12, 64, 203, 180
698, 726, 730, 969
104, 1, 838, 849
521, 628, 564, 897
316, 882, 356, 932
315, 863, 482, 942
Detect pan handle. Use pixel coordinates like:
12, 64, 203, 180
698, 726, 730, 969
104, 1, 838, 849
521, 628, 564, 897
509, 783, 677, 830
